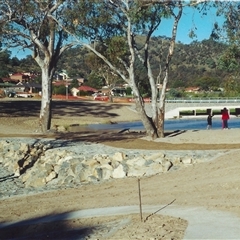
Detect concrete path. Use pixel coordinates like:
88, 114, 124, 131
2, 205, 240, 239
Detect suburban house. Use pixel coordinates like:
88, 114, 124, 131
16, 82, 42, 94
71, 85, 98, 96
52, 81, 70, 87
9, 73, 30, 83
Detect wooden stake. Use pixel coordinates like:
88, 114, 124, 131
138, 178, 143, 222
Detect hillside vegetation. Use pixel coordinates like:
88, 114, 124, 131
1, 37, 231, 89
56, 37, 231, 89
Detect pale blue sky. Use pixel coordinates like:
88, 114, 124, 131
10, 6, 225, 59
10, 48, 32, 59
155, 6, 225, 43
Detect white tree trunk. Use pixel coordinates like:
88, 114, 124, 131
131, 77, 157, 139
39, 66, 52, 133
158, 5, 183, 138
158, 72, 168, 138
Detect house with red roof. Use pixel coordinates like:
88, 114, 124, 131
9, 73, 30, 83
71, 85, 98, 97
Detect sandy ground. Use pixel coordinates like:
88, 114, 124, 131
1, 99, 240, 239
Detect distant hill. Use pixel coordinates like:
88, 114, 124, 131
56, 37, 230, 88
5, 37, 231, 89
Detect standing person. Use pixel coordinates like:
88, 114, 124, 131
207, 113, 213, 129
221, 107, 230, 129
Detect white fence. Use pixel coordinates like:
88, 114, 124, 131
166, 98, 240, 103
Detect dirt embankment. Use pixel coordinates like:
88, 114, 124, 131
1, 99, 240, 239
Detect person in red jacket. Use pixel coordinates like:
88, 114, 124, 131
221, 107, 230, 129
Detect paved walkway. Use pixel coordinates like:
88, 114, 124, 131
67, 205, 240, 239
2, 205, 240, 239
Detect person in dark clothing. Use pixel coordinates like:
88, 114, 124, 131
207, 114, 213, 129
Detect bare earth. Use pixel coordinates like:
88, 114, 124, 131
1, 99, 240, 239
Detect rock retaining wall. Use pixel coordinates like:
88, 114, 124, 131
0, 139, 218, 189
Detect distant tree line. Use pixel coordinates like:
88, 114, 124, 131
1, 37, 234, 93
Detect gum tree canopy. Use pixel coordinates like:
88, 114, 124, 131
0, 0, 78, 133
60, 0, 212, 138
62, 0, 185, 138
0, 0, 210, 137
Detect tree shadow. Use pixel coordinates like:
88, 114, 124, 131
0, 100, 129, 118
0, 211, 104, 240
0, 173, 17, 183
164, 130, 187, 138
0, 100, 40, 117
53, 130, 146, 146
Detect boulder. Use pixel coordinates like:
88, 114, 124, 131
144, 152, 165, 161
45, 171, 57, 183
112, 152, 126, 161
126, 157, 147, 167
181, 157, 193, 165
112, 164, 126, 178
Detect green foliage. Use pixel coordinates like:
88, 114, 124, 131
0, 50, 11, 77
126, 87, 132, 95
167, 89, 185, 98
87, 72, 105, 89
195, 76, 219, 90
52, 85, 67, 95
68, 0, 123, 42
105, 36, 128, 65
217, 45, 240, 72
78, 90, 88, 96
70, 79, 79, 89
58, 47, 88, 78
214, 2, 240, 79
223, 75, 240, 96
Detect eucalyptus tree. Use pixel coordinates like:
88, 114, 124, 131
133, 0, 212, 137
0, 48, 11, 78
61, 0, 188, 138
212, 1, 240, 95
84, 51, 120, 90
0, 0, 77, 133
214, 1, 240, 70
63, 0, 212, 138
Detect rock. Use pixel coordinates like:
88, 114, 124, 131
93, 154, 109, 161
110, 159, 121, 169
171, 157, 182, 165
127, 162, 163, 177
181, 157, 193, 165
145, 163, 164, 175
126, 157, 147, 167
112, 152, 126, 161
96, 164, 113, 180
25, 177, 46, 188
45, 171, 57, 183
19, 143, 30, 153
61, 175, 75, 185
162, 159, 173, 172
112, 164, 126, 178
79, 167, 93, 182
127, 166, 147, 177
144, 152, 166, 161
82, 159, 99, 168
